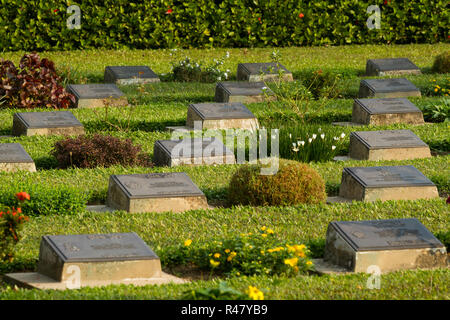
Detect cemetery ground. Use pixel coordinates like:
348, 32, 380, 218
0, 43, 449, 299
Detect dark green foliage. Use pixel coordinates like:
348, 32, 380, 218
228, 159, 327, 206
422, 98, 450, 123
0, 1, 448, 51
52, 134, 153, 169
432, 51, 450, 73
435, 230, 450, 251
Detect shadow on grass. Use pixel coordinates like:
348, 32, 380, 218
83, 119, 186, 133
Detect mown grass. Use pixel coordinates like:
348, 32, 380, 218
0, 44, 449, 300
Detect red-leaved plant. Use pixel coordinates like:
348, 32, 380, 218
0, 192, 30, 262
0, 53, 75, 109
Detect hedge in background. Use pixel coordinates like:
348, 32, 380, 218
0, 1, 448, 51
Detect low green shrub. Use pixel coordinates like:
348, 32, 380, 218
435, 230, 450, 251
432, 51, 450, 74
228, 159, 326, 206
181, 282, 254, 300
0, 53, 75, 109
161, 227, 313, 277
301, 70, 342, 99
0, 192, 30, 262
52, 134, 153, 169
422, 98, 450, 123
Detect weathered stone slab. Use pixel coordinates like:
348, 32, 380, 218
153, 138, 236, 167
358, 78, 421, 98
4, 232, 186, 289
348, 130, 431, 161
186, 102, 259, 130
66, 84, 128, 108
106, 172, 208, 213
366, 58, 421, 76
104, 66, 160, 85
215, 81, 275, 103
322, 218, 447, 273
351, 98, 424, 125
12, 111, 85, 136
0, 143, 36, 172
338, 165, 438, 202
237, 63, 293, 82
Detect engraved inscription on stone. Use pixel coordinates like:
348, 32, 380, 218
351, 130, 427, 149
112, 172, 204, 198
157, 138, 232, 158
356, 98, 421, 114
344, 165, 435, 188
218, 81, 268, 95
44, 233, 158, 262
67, 84, 124, 99
15, 111, 82, 128
362, 78, 419, 93
191, 102, 256, 120
0, 143, 34, 163
331, 218, 443, 251
105, 66, 158, 80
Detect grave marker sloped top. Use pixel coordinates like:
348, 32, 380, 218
67, 84, 125, 99
190, 102, 256, 120
355, 98, 421, 115
0, 143, 34, 163
14, 111, 82, 128
350, 130, 428, 149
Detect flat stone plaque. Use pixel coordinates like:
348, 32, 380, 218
185, 102, 259, 130
106, 172, 208, 213
0, 143, 34, 163
351, 98, 424, 125
338, 165, 438, 201
322, 218, 447, 273
359, 78, 421, 98
12, 111, 84, 136
366, 58, 421, 76
215, 81, 275, 103
344, 165, 434, 188
104, 66, 160, 85
41, 233, 158, 263
237, 63, 293, 82
348, 130, 431, 161
66, 84, 128, 108
153, 138, 235, 167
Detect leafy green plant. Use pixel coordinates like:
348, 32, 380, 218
52, 134, 153, 169
181, 282, 249, 300
422, 98, 449, 122
228, 159, 327, 206
0, 192, 30, 262
279, 125, 347, 162
435, 230, 450, 251
301, 70, 342, 99
432, 51, 450, 73
0, 53, 75, 109
165, 50, 230, 82
160, 227, 313, 277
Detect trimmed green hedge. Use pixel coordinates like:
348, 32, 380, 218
0, 1, 448, 51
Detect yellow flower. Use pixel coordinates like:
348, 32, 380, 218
435, 88, 438, 92
210, 259, 220, 268
266, 228, 274, 234
306, 261, 313, 266
260, 250, 265, 254
246, 286, 264, 300
224, 249, 230, 254
284, 257, 298, 267
294, 266, 299, 273
227, 251, 237, 261
261, 226, 267, 231
267, 247, 284, 253
184, 239, 192, 247
297, 251, 306, 258
261, 233, 267, 238
213, 253, 221, 259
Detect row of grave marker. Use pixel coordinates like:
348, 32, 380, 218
4, 216, 447, 290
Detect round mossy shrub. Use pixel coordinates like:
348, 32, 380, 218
432, 51, 450, 73
228, 159, 326, 206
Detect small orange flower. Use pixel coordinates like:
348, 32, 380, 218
299, 13, 304, 19
15, 192, 30, 202
166, 8, 173, 14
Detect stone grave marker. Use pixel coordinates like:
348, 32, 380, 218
3, 232, 185, 289
215, 81, 275, 103
66, 84, 128, 108
359, 78, 421, 98
314, 218, 447, 274
0, 143, 36, 172
153, 137, 236, 167
351, 98, 424, 125
12, 111, 85, 136
106, 172, 208, 213
237, 62, 293, 82
337, 165, 438, 202
348, 130, 431, 161
366, 58, 421, 76
186, 102, 259, 130
104, 66, 160, 85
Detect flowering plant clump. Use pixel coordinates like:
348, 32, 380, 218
280, 125, 347, 162
426, 78, 449, 97
162, 227, 313, 276
0, 192, 30, 262
165, 49, 230, 82
422, 97, 449, 123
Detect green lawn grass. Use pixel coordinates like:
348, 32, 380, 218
0, 44, 449, 300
